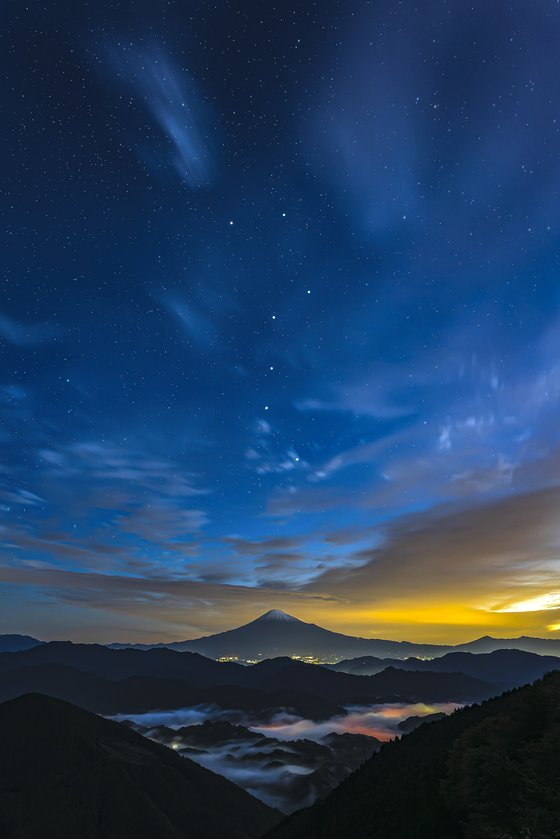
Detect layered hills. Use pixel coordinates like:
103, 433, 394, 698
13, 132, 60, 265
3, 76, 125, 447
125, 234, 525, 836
0, 642, 494, 713
328, 648, 560, 689
2, 612, 559, 836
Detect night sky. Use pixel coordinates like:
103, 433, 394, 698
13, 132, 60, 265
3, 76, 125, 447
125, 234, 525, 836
2, 0, 560, 643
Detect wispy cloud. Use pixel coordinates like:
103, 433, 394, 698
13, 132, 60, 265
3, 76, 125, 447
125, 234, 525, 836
0, 438, 210, 580
0, 562, 335, 640
0, 313, 59, 347
303, 485, 560, 636
296, 369, 414, 420
161, 295, 218, 347
105, 42, 214, 187
117, 503, 208, 542
243, 416, 309, 476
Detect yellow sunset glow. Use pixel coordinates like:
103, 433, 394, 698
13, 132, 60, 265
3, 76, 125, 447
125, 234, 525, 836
493, 592, 560, 613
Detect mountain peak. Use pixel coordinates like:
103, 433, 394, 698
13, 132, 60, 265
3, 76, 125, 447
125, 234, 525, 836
255, 609, 299, 623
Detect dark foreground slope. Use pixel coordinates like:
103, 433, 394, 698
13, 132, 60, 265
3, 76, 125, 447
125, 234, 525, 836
267, 672, 560, 839
0, 693, 279, 839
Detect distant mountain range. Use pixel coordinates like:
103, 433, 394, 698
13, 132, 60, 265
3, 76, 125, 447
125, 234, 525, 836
107, 610, 560, 661
5, 612, 560, 662
108, 610, 454, 659
0, 634, 43, 653
267, 671, 560, 838
0, 624, 558, 721
0, 693, 278, 839
328, 648, 560, 689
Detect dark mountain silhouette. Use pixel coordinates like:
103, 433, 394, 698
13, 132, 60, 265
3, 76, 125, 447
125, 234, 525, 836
0, 644, 494, 707
6, 613, 560, 664
110, 610, 454, 660
0, 640, 245, 684
0, 663, 343, 720
327, 655, 393, 674
0, 634, 42, 653
108, 610, 560, 661
239, 658, 492, 703
266, 672, 560, 838
453, 634, 560, 656
6, 614, 560, 664
329, 648, 560, 689
0, 693, 279, 839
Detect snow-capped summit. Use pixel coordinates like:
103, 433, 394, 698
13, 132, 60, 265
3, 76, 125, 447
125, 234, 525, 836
255, 609, 299, 623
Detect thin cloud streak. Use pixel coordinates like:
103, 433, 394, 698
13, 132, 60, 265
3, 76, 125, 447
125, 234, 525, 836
105, 42, 213, 187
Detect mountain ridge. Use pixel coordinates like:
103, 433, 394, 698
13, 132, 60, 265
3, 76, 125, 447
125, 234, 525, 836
0, 692, 279, 839
328, 648, 560, 689
0, 634, 43, 653
4, 613, 560, 662
106, 611, 560, 661
266, 671, 560, 838
0, 643, 494, 709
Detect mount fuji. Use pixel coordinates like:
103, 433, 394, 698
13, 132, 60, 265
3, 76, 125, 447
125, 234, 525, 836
110, 610, 456, 661
108, 610, 560, 663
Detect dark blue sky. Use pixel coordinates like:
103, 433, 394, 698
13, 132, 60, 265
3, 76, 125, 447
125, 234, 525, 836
1, 0, 560, 642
